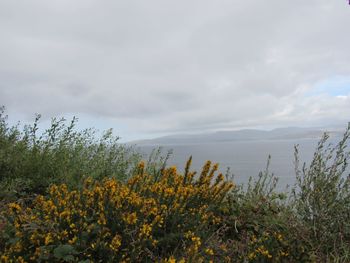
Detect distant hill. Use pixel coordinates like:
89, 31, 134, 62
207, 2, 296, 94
129, 127, 343, 145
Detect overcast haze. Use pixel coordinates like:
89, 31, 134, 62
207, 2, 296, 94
1, 0, 350, 141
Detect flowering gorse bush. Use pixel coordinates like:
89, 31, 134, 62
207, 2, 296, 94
0, 159, 234, 262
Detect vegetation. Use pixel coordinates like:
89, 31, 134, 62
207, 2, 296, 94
0, 106, 141, 199
0, 107, 349, 262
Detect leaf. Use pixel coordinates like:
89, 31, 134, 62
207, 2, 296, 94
63, 255, 75, 262
53, 244, 77, 260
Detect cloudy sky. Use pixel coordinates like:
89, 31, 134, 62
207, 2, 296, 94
1, 0, 350, 141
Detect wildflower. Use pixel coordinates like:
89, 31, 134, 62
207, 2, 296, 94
276, 233, 283, 241
1, 255, 9, 263
248, 252, 256, 260
123, 212, 137, 225
152, 239, 159, 246
84, 177, 93, 187
149, 206, 158, 216
8, 203, 21, 212
140, 224, 152, 237
205, 248, 214, 256
60, 210, 70, 218
44, 233, 53, 245
256, 245, 272, 258
280, 251, 289, 257
68, 236, 77, 244
215, 173, 224, 184
138, 161, 145, 174
98, 213, 107, 225
109, 234, 122, 251
191, 236, 201, 251
164, 187, 175, 196
185, 231, 194, 238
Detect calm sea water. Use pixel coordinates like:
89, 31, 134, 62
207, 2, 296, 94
136, 138, 336, 189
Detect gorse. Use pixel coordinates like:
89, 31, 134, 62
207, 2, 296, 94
0, 161, 234, 262
0, 107, 350, 262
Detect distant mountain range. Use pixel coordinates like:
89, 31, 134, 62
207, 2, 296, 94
130, 127, 344, 145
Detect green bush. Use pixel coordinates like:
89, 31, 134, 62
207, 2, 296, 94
0, 106, 141, 199
293, 123, 350, 260
216, 157, 313, 262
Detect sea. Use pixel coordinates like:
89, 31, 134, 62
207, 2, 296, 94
136, 138, 348, 191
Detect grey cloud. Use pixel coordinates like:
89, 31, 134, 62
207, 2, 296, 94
0, 0, 350, 136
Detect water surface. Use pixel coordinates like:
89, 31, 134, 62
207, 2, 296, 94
137, 138, 330, 189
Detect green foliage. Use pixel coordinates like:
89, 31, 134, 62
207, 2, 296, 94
1, 107, 350, 262
293, 123, 350, 259
0, 106, 141, 199
144, 147, 173, 180
53, 245, 77, 262
217, 156, 313, 262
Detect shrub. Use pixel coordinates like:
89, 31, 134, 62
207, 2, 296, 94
0, 107, 141, 199
216, 157, 313, 262
293, 123, 350, 259
1, 107, 349, 262
0, 160, 234, 262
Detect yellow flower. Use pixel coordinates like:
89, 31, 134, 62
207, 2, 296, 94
276, 233, 283, 241
191, 236, 201, 251
152, 239, 159, 246
123, 212, 137, 225
109, 234, 122, 251
98, 213, 107, 225
68, 236, 77, 244
138, 161, 145, 173
60, 210, 70, 218
149, 207, 158, 216
185, 231, 194, 238
8, 203, 21, 212
44, 233, 53, 245
256, 245, 272, 258
140, 224, 152, 237
280, 251, 289, 257
205, 248, 214, 256
164, 187, 175, 196
248, 252, 256, 260
1, 255, 9, 262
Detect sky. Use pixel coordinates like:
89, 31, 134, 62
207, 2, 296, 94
1, 0, 350, 142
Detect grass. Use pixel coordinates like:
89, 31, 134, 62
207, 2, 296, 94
0, 107, 349, 262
